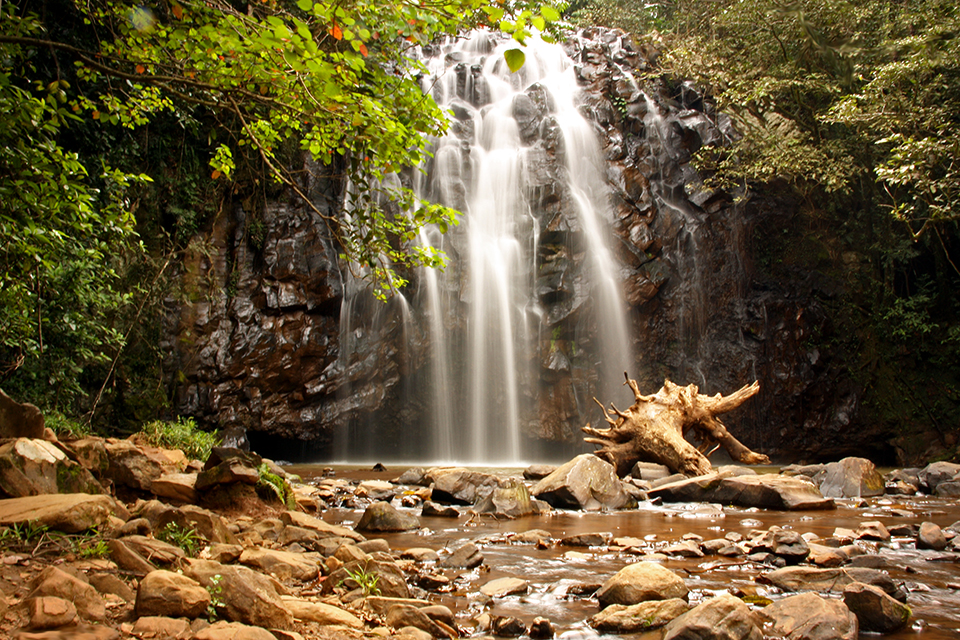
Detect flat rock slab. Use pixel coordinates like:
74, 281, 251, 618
589, 598, 690, 633
0, 493, 121, 533
761, 592, 857, 640
480, 577, 529, 597
758, 566, 907, 601
648, 472, 835, 510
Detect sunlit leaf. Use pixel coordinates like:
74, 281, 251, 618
503, 48, 525, 73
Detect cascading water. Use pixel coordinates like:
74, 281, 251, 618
336, 31, 634, 464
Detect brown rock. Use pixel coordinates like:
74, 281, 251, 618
150, 472, 198, 503
842, 582, 911, 633
0, 493, 119, 533
239, 547, 321, 582
589, 598, 690, 633
12, 623, 120, 639
0, 438, 102, 497
386, 604, 451, 637
130, 616, 192, 638
917, 521, 948, 550
135, 569, 210, 619
183, 558, 294, 630
192, 621, 279, 640
281, 597, 364, 628
662, 594, 763, 640
280, 510, 364, 541
106, 539, 156, 576
156, 504, 238, 545
27, 596, 78, 630
87, 573, 136, 603
762, 592, 857, 640
0, 389, 44, 439
596, 562, 688, 608
28, 566, 105, 622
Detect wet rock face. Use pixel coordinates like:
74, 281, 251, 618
165, 28, 873, 462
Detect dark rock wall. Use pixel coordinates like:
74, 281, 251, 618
165, 29, 883, 463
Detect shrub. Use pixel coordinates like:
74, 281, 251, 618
137, 416, 218, 461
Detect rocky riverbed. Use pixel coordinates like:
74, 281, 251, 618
2, 433, 960, 639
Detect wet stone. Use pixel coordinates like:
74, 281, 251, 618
917, 521, 948, 550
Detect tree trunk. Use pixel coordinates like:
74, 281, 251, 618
582, 375, 770, 477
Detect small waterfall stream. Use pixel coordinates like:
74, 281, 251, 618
337, 31, 634, 464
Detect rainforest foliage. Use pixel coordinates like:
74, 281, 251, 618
0, 0, 561, 425
574, 0, 960, 455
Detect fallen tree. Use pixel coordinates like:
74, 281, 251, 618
582, 375, 770, 477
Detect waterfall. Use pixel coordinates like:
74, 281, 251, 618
336, 31, 634, 464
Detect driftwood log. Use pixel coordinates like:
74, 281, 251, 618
582, 374, 770, 477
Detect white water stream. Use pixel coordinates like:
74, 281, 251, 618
339, 32, 633, 464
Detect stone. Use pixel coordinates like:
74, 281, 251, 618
559, 532, 609, 547
118, 535, 186, 565
131, 616, 192, 638
648, 472, 834, 510
513, 529, 553, 544
631, 462, 673, 482
392, 467, 427, 485
280, 510, 365, 541
749, 527, 809, 563
239, 547, 321, 582
806, 543, 847, 567
324, 560, 410, 599
386, 604, 451, 638
400, 547, 439, 562
842, 582, 911, 633
361, 596, 435, 616
662, 540, 703, 558
918, 461, 960, 493
88, 573, 136, 603
426, 467, 503, 504
531, 454, 635, 511
856, 521, 891, 541
761, 592, 858, 640
492, 616, 527, 637
150, 472, 198, 503
440, 542, 483, 569
474, 479, 543, 517
523, 465, 557, 480
281, 597, 364, 628
156, 504, 238, 544
0, 389, 44, 439
816, 457, 884, 498
135, 569, 210, 619
183, 558, 294, 630
421, 501, 460, 517
661, 594, 763, 640
589, 598, 690, 633
192, 621, 279, 640
103, 440, 167, 491
27, 596, 78, 630
480, 577, 529, 597
12, 623, 120, 640
596, 562, 688, 608
358, 480, 397, 500
356, 501, 420, 532
917, 521, 948, 550
28, 566, 105, 622
758, 566, 907, 602
0, 493, 120, 533
529, 616, 556, 639
0, 438, 103, 497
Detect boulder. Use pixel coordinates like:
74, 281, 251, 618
475, 480, 546, 517
0, 438, 102, 497
103, 440, 167, 492
135, 569, 210, 619
281, 597, 364, 628
358, 479, 397, 500
842, 582, 911, 633
648, 472, 834, 510
193, 621, 278, 640
107, 539, 158, 576
27, 596, 78, 630
386, 604, 452, 638
150, 472, 198, 503
62, 438, 110, 476
748, 527, 809, 563
761, 592, 858, 640
28, 566, 105, 622
155, 503, 238, 544
480, 577, 529, 597
917, 521, 948, 550
918, 461, 960, 493
589, 598, 690, 633
856, 520, 891, 541
529, 616, 556, 639
596, 562, 688, 608
118, 535, 186, 566
758, 566, 907, 602
661, 594, 763, 640
817, 457, 884, 498
324, 559, 410, 599
183, 558, 294, 630
280, 510, 365, 541
0, 493, 120, 533
392, 467, 427, 485
0, 389, 44, 439
531, 454, 635, 511
239, 547, 321, 582
356, 501, 420, 532
131, 617, 192, 639
523, 464, 557, 480
426, 467, 503, 504
440, 542, 483, 569
421, 501, 460, 517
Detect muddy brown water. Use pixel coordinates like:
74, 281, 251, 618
288, 465, 960, 639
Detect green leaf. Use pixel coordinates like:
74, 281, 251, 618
296, 0, 312, 10
503, 48, 526, 74
541, 6, 560, 22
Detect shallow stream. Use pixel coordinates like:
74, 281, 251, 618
289, 465, 960, 639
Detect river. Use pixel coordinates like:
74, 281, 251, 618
287, 465, 960, 639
